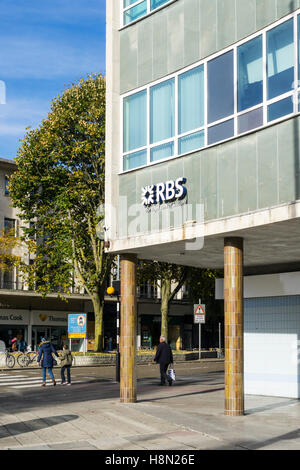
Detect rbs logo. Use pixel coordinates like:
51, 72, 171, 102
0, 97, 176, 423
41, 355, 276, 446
141, 177, 187, 207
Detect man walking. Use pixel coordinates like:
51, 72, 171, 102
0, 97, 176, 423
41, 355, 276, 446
154, 335, 174, 386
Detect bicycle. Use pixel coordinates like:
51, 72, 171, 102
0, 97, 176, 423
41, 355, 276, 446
4, 349, 15, 368
17, 350, 37, 368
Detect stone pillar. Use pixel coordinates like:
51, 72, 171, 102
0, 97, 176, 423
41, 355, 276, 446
224, 237, 244, 416
120, 254, 137, 403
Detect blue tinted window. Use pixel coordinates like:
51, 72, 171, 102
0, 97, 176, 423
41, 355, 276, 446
123, 90, 147, 153
151, 0, 170, 10
123, 150, 147, 171
208, 51, 234, 124
124, 0, 138, 7
179, 131, 205, 155
267, 19, 294, 100
150, 79, 175, 144
238, 108, 263, 134
178, 66, 204, 134
124, 1, 147, 24
238, 36, 263, 112
208, 119, 234, 145
150, 142, 174, 162
268, 97, 293, 122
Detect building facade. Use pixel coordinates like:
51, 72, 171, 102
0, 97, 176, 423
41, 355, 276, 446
106, 0, 300, 409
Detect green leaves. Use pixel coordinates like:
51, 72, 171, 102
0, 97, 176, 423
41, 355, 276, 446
9, 74, 112, 302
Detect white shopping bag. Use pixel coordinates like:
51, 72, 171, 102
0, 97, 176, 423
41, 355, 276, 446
168, 367, 176, 382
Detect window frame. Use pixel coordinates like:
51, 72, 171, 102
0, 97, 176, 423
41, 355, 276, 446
120, 10, 300, 174
120, 0, 176, 28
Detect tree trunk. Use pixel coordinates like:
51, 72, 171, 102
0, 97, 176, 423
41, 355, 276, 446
161, 278, 171, 342
92, 293, 104, 352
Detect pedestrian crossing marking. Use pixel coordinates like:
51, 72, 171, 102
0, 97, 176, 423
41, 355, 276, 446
0, 373, 83, 389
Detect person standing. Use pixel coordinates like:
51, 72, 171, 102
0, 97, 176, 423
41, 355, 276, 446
37, 338, 57, 387
60, 344, 73, 385
154, 335, 174, 386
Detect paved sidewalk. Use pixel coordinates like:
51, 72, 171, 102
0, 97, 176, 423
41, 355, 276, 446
0, 369, 299, 450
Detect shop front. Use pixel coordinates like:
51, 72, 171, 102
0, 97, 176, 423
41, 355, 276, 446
0, 310, 29, 350
31, 311, 68, 351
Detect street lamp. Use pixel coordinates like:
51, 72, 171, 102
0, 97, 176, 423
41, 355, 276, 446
107, 282, 120, 382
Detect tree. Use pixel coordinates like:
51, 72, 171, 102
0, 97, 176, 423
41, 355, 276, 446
9, 74, 113, 351
138, 261, 189, 343
0, 229, 21, 287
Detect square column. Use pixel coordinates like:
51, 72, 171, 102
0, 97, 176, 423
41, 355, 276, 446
224, 237, 244, 416
120, 254, 137, 403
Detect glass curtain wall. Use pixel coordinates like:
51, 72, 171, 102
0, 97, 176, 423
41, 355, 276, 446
122, 12, 300, 171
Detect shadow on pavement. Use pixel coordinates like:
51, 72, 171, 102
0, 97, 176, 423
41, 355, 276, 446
0, 415, 78, 439
137, 386, 225, 403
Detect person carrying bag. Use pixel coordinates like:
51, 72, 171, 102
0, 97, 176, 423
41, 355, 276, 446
153, 335, 174, 386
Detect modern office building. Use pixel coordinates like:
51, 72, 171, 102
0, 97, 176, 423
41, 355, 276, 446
106, 0, 300, 411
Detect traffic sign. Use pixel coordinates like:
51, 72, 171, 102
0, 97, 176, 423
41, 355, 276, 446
194, 314, 205, 324
194, 303, 205, 315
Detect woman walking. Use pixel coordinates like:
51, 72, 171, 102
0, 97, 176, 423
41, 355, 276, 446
37, 337, 57, 387
60, 344, 73, 385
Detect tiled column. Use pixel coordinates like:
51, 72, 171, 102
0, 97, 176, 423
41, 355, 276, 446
120, 254, 137, 403
224, 237, 244, 416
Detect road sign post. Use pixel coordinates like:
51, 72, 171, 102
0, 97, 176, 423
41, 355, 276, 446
194, 301, 205, 360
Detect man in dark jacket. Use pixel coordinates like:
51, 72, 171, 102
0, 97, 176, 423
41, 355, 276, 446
37, 338, 57, 387
154, 335, 174, 386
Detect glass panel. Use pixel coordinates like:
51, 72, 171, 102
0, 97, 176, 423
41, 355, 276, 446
123, 90, 147, 153
208, 119, 234, 145
178, 65, 204, 134
238, 36, 263, 112
268, 96, 293, 122
151, 0, 170, 10
208, 50, 234, 124
124, 0, 141, 7
238, 107, 263, 134
267, 19, 294, 100
179, 130, 205, 155
150, 79, 175, 144
150, 142, 174, 162
4, 218, 15, 235
124, 0, 147, 24
123, 150, 147, 171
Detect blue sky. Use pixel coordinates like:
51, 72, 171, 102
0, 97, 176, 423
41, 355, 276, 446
0, 0, 106, 159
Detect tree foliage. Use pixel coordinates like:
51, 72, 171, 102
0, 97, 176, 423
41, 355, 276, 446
138, 261, 189, 342
9, 74, 113, 351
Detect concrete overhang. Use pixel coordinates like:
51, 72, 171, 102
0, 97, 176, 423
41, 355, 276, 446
106, 201, 300, 274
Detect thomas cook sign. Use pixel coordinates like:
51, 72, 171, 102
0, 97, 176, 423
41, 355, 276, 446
141, 177, 187, 208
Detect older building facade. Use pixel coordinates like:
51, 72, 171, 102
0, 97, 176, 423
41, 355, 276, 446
106, 0, 300, 409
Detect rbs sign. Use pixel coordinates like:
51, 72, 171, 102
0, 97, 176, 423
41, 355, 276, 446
141, 177, 187, 207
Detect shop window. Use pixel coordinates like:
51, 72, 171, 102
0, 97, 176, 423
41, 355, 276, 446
178, 65, 204, 134
208, 119, 234, 145
267, 19, 294, 100
208, 50, 234, 124
123, 90, 147, 153
268, 96, 294, 122
150, 78, 175, 144
238, 35, 263, 112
